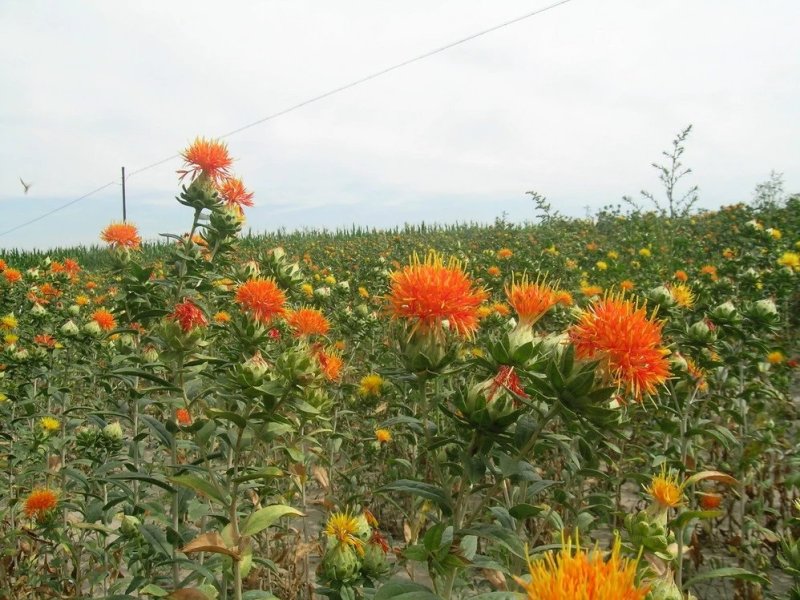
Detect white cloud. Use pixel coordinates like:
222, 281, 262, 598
1, 0, 799, 249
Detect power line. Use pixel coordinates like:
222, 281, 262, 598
1, 0, 575, 239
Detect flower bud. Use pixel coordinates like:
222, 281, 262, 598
321, 544, 361, 584
83, 321, 103, 337
243, 351, 270, 383
60, 320, 80, 337
687, 320, 715, 343
103, 421, 124, 442
648, 286, 674, 306
142, 345, 159, 363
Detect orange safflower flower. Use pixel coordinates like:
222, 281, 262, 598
0, 258, 6, 271
285, 307, 330, 337
176, 408, 192, 426
178, 137, 232, 183
100, 222, 141, 249
34, 334, 57, 348
375, 428, 392, 443
645, 469, 683, 509
40, 283, 61, 298
213, 311, 231, 324
3, 268, 22, 284
315, 346, 343, 381
514, 533, 649, 600
491, 302, 511, 316
767, 351, 784, 365
487, 266, 501, 277
91, 309, 116, 331
24, 488, 59, 521
387, 252, 487, 338
170, 299, 208, 333
505, 276, 557, 326
217, 176, 254, 208
619, 280, 635, 292
685, 357, 707, 392
50, 261, 65, 274
235, 278, 286, 324
568, 295, 670, 401
580, 285, 603, 298
670, 284, 695, 308
698, 492, 723, 510
700, 265, 718, 281
64, 258, 80, 276
554, 290, 574, 306
497, 248, 513, 259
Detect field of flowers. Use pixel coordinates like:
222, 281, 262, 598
1, 139, 798, 600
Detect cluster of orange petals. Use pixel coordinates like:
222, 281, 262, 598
505, 276, 558, 326
315, 346, 343, 381
170, 298, 208, 333
34, 334, 57, 348
235, 278, 286, 324
285, 307, 330, 337
568, 295, 670, 401
178, 137, 233, 183
176, 408, 192, 426
514, 535, 649, 600
100, 222, 142, 249
487, 365, 528, 403
217, 176, 254, 208
645, 470, 684, 509
387, 252, 488, 337
3, 268, 22, 284
91, 309, 117, 331
24, 488, 59, 520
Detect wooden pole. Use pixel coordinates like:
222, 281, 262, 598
121, 166, 127, 222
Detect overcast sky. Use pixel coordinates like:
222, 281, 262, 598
1, 1, 798, 251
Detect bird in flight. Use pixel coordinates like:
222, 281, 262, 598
20, 177, 32, 194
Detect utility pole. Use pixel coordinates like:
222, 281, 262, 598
121, 166, 127, 222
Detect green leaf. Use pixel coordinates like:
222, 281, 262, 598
460, 524, 526, 559
112, 369, 181, 391
107, 473, 176, 494
233, 467, 284, 484
378, 480, 453, 515
140, 414, 174, 448
509, 504, 543, 520
241, 504, 303, 536
684, 567, 769, 589
468, 594, 525, 600
670, 510, 722, 530
139, 524, 172, 558
139, 584, 169, 597
375, 581, 440, 600
170, 473, 228, 505
205, 408, 247, 430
